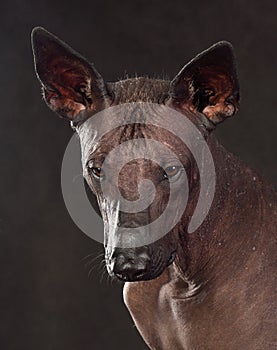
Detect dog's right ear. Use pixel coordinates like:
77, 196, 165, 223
31, 27, 110, 126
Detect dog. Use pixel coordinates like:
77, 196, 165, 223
31, 27, 276, 349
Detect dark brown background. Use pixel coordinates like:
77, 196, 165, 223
0, 0, 276, 349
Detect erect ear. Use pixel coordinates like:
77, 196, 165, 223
31, 27, 110, 126
169, 41, 240, 126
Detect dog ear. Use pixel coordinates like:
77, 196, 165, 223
31, 27, 110, 126
169, 41, 240, 126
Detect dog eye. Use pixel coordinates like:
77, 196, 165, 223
164, 165, 183, 181
91, 167, 103, 179
87, 161, 105, 180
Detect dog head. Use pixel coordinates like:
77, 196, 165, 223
32, 27, 239, 281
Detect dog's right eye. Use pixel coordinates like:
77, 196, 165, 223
87, 161, 105, 180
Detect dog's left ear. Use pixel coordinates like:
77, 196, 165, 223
169, 41, 240, 126
31, 27, 109, 126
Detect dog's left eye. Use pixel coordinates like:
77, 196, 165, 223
164, 165, 183, 181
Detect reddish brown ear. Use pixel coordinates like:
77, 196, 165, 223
169, 41, 240, 125
31, 27, 109, 125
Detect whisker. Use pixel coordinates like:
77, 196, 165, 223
88, 258, 105, 278
85, 254, 105, 268
99, 264, 108, 284
82, 250, 104, 261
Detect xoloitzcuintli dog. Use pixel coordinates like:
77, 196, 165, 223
31, 27, 276, 350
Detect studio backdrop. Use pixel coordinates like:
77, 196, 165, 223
0, 1, 276, 349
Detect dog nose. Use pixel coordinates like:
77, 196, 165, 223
109, 248, 150, 281
114, 263, 147, 281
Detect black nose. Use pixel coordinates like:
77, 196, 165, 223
109, 248, 150, 281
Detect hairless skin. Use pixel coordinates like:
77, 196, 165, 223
32, 27, 276, 349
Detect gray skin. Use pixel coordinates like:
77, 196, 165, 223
32, 27, 276, 349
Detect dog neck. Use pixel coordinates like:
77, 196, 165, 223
173, 133, 269, 293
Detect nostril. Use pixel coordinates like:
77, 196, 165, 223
133, 268, 147, 279
113, 263, 147, 281
114, 272, 127, 281
109, 249, 150, 281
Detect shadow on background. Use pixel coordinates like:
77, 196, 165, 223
0, 0, 276, 349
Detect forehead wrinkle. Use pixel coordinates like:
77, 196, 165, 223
81, 103, 201, 163
119, 123, 145, 143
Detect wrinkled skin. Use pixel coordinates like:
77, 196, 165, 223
80, 114, 200, 282
32, 27, 276, 349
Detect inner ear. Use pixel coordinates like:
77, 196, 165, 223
169, 41, 240, 125
41, 58, 94, 119
31, 27, 109, 123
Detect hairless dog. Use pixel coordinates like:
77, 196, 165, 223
31, 27, 276, 349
